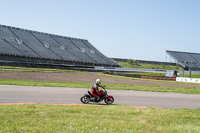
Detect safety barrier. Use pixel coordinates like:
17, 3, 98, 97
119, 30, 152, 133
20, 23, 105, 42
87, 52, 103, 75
176, 77, 200, 83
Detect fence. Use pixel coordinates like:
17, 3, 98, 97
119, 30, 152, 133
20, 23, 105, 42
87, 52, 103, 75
178, 71, 200, 78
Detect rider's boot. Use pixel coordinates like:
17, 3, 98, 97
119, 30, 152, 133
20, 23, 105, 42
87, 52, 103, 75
95, 97, 100, 102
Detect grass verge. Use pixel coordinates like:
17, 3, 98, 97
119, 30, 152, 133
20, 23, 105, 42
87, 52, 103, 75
0, 66, 83, 73
115, 61, 183, 70
1, 79, 200, 95
0, 104, 199, 133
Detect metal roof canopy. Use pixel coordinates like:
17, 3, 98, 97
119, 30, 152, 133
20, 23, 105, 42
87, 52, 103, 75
166, 50, 200, 71
0, 24, 118, 67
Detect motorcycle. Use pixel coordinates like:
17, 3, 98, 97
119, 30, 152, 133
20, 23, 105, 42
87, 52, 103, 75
80, 86, 114, 105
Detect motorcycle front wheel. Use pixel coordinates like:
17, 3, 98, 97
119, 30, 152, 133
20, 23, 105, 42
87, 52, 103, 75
104, 97, 114, 105
80, 96, 90, 104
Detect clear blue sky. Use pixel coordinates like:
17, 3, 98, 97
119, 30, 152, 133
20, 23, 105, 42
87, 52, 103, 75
1, 0, 200, 62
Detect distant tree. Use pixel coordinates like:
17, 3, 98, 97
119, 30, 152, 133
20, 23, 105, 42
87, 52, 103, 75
127, 59, 139, 66
162, 65, 166, 69
133, 60, 139, 66
127, 59, 134, 65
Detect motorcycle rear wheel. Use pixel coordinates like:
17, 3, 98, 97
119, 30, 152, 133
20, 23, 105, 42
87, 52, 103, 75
104, 97, 114, 105
80, 96, 90, 104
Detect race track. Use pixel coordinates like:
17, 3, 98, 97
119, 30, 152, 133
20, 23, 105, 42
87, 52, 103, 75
0, 85, 200, 109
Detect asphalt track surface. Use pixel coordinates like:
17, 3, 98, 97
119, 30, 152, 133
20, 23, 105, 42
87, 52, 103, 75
0, 85, 200, 109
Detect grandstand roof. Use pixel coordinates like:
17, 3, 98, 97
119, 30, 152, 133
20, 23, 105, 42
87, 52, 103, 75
166, 50, 200, 71
0, 24, 118, 67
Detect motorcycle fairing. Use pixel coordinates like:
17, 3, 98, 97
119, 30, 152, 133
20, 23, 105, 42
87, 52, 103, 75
107, 95, 113, 99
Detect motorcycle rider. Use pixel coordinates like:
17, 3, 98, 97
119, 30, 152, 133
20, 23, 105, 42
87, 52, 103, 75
90, 79, 104, 101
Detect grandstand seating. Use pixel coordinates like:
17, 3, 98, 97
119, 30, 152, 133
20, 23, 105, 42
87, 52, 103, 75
0, 24, 118, 67
166, 50, 200, 71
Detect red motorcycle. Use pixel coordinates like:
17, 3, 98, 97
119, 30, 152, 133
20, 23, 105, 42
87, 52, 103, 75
80, 86, 114, 105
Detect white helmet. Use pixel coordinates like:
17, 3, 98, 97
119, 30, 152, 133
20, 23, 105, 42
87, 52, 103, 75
96, 79, 101, 85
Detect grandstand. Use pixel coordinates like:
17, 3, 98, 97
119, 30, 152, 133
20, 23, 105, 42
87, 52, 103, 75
0, 24, 118, 68
166, 50, 200, 71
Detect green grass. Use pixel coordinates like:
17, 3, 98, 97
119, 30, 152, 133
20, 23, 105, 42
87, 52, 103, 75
1, 66, 200, 95
179, 72, 200, 78
0, 66, 86, 73
123, 72, 166, 77
0, 66, 199, 132
98, 72, 168, 81
115, 61, 183, 70
1, 79, 200, 95
0, 104, 199, 133
107, 84, 200, 95
115, 61, 200, 78
0, 79, 92, 88
2, 65, 200, 78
